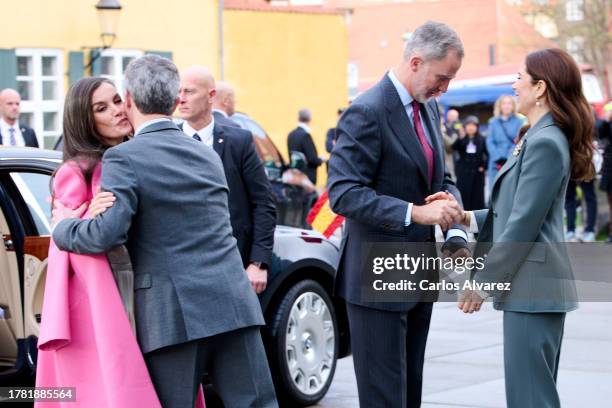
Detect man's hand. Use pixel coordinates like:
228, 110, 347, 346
458, 289, 484, 313
87, 187, 116, 218
51, 201, 87, 228
246, 263, 268, 294
412, 198, 463, 231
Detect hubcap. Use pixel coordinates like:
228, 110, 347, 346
285, 291, 335, 396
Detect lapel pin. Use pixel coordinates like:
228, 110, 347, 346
218, 138, 224, 143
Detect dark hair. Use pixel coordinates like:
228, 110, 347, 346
61, 77, 118, 182
525, 48, 594, 181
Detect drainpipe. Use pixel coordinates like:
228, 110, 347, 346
219, 0, 225, 80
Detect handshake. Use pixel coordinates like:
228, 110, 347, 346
413, 191, 469, 231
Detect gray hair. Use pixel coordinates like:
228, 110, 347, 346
404, 21, 464, 61
124, 55, 179, 116
298, 108, 311, 123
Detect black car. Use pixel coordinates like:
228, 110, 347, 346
0, 147, 349, 407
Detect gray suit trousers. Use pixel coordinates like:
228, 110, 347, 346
144, 326, 278, 408
504, 311, 566, 408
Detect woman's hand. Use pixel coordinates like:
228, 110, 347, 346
51, 201, 87, 227
87, 187, 116, 218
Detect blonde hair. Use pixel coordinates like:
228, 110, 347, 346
493, 94, 517, 118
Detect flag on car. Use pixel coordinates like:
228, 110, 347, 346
306, 191, 344, 238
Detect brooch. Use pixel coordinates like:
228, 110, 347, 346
512, 139, 524, 157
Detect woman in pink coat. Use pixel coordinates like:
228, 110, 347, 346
35, 77, 204, 408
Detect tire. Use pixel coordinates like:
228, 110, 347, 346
268, 279, 339, 407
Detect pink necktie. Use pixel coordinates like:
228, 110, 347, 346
411, 100, 434, 185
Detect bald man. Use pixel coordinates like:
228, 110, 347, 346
178, 66, 276, 294
0, 88, 38, 147
212, 81, 239, 127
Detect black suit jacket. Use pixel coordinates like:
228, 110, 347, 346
212, 110, 239, 128
327, 74, 465, 312
180, 122, 276, 267
287, 126, 322, 184
1, 125, 38, 147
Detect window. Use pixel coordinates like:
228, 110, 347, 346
566, 0, 584, 22
10, 172, 53, 235
98, 49, 143, 96
16, 49, 64, 149
566, 36, 584, 63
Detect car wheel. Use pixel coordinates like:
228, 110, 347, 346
268, 279, 338, 406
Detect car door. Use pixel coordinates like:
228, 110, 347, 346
0, 183, 25, 373
0, 160, 56, 371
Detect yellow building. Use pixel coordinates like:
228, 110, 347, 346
0, 0, 348, 186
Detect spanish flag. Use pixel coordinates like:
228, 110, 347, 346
307, 191, 345, 238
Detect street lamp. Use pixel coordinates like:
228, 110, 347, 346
84, 0, 122, 72
96, 0, 122, 48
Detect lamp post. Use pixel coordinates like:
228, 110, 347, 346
85, 0, 122, 72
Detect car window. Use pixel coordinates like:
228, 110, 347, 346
10, 172, 52, 235
243, 118, 267, 140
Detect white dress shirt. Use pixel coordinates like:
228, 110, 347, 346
134, 118, 173, 137
0, 118, 26, 146
182, 118, 215, 148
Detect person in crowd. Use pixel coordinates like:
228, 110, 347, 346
179, 66, 276, 293
327, 21, 468, 408
288, 108, 325, 184
441, 108, 460, 178
35, 77, 167, 407
486, 94, 523, 192
452, 115, 488, 210
599, 102, 612, 243
565, 178, 598, 242
0, 88, 39, 147
325, 108, 345, 153
212, 80, 240, 127
434, 48, 593, 408
51, 55, 277, 408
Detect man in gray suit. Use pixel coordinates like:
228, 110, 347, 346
52, 55, 278, 408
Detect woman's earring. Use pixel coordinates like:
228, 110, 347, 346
536, 99, 541, 107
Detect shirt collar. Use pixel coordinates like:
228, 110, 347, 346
182, 117, 215, 140
298, 122, 310, 133
0, 118, 19, 131
134, 117, 172, 136
387, 69, 414, 108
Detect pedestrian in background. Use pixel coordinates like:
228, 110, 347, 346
288, 108, 325, 184
486, 95, 523, 192
325, 108, 345, 153
452, 115, 488, 210
0, 88, 39, 147
442, 108, 460, 178
598, 102, 612, 242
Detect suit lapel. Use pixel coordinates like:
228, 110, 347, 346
213, 123, 226, 159
382, 76, 429, 185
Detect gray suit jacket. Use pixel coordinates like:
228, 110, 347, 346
53, 120, 264, 353
473, 113, 578, 312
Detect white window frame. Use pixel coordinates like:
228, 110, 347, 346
566, 0, 584, 22
566, 36, 585, 63
98, 49, 143, 96
15, 48, 64, 148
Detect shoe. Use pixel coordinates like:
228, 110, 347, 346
565, 231, 576, 242
582, 231, 595, 242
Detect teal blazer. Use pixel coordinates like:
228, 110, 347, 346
473, 113, 578, 312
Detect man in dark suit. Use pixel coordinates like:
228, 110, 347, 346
179, 66, 276, 294
287, 108, 325, 184
212, 81, 240, 128
327, 21, 467, 408
52, 55, 278, 408
0, 88, 39, 147
325, 108, 345, 153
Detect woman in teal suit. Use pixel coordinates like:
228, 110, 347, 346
429, 48, 594, 408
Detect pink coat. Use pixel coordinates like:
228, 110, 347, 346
35, 161, 205, 408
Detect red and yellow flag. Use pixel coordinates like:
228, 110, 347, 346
307, 191, 345, 238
